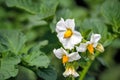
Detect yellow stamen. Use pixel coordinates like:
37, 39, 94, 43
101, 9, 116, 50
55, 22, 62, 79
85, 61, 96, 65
64, 29, 73, 38
62, 55, 69, 64
87, 44, 94, 54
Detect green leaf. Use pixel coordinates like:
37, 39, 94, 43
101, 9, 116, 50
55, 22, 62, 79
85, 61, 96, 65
101, 0, 120, 33
23, 40, 50, 68
85, 0, 104, 8
111, 39, 120, 48
59, 0, 75, 8
15, 66, 37, 80
50, 16, 57, 33
5, 0, 58, 20
26, 19, 48, 30
0, 56, 20, 80
0, 43, 8, 53
80, 19, 108, 42
56, 9, 73, 19
5, 0, 40, 14
0, 30, 26, 54
37, 66, 57, 80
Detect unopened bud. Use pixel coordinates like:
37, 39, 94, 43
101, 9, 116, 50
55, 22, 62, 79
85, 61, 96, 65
96, 43, 104, 53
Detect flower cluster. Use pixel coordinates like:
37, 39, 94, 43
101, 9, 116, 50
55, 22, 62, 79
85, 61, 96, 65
53, 18, 104, 78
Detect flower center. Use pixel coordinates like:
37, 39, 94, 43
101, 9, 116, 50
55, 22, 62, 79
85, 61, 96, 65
62, 55, 69, 64
87, 44, 94, 54
64, 29, 73, 38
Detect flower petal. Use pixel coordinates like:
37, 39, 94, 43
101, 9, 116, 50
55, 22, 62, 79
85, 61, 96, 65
70, 31, 82, 45
61, 31, 82, 49
93, 42, 98, 47
63, 67, 79, 77
56, 18, 66, 33
62, 39, 75, 50
65, 19, 75, 30
63, 70, 70, 77
57, 32, 64, 41
53, 47, 67, 59
76, 43, 87, 52
73, 71, 79, 77
57, 35, 74, 49
90, 33, 101, 44
68, 52, 81, 62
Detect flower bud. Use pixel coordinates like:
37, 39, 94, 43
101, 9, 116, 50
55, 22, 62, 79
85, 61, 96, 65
96, 43, 104, 53
63, 66, 79, 77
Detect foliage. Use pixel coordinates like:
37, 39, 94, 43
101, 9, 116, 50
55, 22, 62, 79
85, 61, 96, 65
0, 56, 20, 80
101, 0, 120, 33
0, 30, 26, 54
0, 0, 120, 80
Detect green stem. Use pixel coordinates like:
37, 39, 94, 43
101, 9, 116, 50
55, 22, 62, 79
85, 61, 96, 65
79, 61, 93, 80
72, 76, 75, 80
66, 76, 75, 80
79, 52, 100, 80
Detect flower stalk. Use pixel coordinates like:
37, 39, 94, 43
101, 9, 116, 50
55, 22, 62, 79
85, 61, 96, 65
79, 60, 93, 80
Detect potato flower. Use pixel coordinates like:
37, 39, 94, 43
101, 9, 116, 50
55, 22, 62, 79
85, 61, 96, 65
53, 47, 81, 64
76, 33, 102, 54
56, 18, 82, 49
63, 66, 79, 77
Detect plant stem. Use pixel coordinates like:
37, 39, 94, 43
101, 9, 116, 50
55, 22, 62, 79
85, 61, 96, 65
79, 61, 93, 80
72, 76, 75, 80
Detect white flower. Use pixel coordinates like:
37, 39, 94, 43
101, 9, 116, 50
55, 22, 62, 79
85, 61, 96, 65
76, 43, 87, 52
53, 47, 81, 64
76, 33, 101, 54
63, 66, 79, 77
90, 33, 101, 47
56, 18, 82, 49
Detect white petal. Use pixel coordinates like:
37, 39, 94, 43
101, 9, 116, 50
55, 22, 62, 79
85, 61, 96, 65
73, 71, 79, 77
53, 49, 62, 59
63, 40, 74, 50
53, 47, 67, 59
61, 31, 82, 49
63, 70, 70, 77
56, 30, 74, 49
86, 41, 91, 44
76, 43, 87, 52
63, 67, 79, 77
65, 19, 75, 30
56, 18, 66, 33
68, 52, 81, 62
59, 38, 74, 50
56, 30, 73, 49
69, 31, 82, 45
57, 32, 64, 41
93, 42, 98, 47
62, 48, 69, 56
90, 33, 101, 44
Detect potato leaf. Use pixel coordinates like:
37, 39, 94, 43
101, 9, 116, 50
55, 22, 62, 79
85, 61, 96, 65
0, 30, 26, 54
23, 40, 50, 68
0, 56, 20, 80
5, 0, 58, 20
